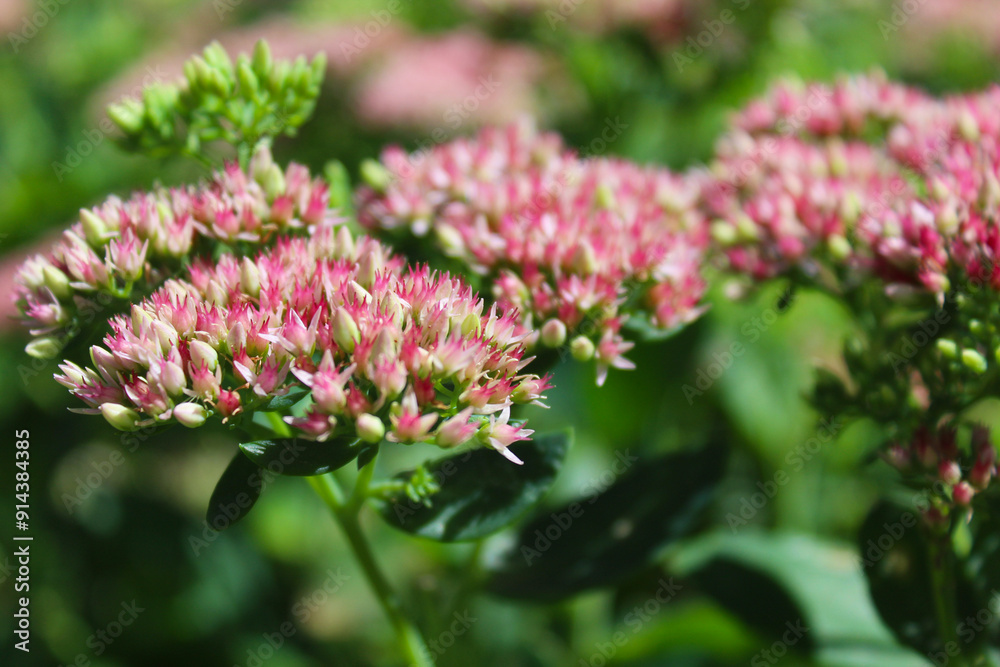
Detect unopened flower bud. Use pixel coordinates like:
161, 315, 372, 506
434, 224, 465, 255
958, 109, 979, 141
570, 335, 595, 362
936, 339, 958, 360
332, 309, 360, 352
80, 209, 110, 246
961, 348, 988, 374
42, 265, 71, 299
174, 402, 207, 428
100, 403, 141, 431
461, 312, 482, 338
356, 413, 385, 443
571, 241, 598, 275
240, 257, 260, 297
160, 361, 187, 395
25, 337, 62, 359
953, 481, 974, 506
594, 183, 616, 210
827, 235, 851, 262
261, 164, 286, 201
360, 159, 392, 193
939, 460, 961, 485
540, 319, 567, 348
710, 221, 738, 246
189, 340, 219, 371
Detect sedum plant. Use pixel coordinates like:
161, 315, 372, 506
705, 72, 1000, 663
14, 41, 720, 666
29, 39, 1000, 667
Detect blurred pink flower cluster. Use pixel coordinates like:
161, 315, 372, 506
15, 148, 328, 356
354, 30, 547, 131
886, 424, 997, 516
357, 121, 708, 384
56, 227, 546, 462
705, 73, 1000, 297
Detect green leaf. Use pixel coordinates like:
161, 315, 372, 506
239, 436, 361, 477
374, 431, 571, 542
261, 389, 308, 412
671, 532, 928, 665
688, 557, 815, 654
623, 314, 690, 342
858, 501, 983, 657
487, 443, 726, 602
206, 451, 265, 529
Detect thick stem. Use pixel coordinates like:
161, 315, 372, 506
308, 472, 433, 667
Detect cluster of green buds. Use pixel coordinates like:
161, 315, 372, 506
108, 41, 326, 162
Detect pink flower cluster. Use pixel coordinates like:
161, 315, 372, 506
708, 73, 1000, 297
55, 226, 546, 463
357, 121, 708, 384
885, 424, 997, 515
15, 148, 329, 356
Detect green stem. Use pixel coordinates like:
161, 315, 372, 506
928, 534, 973, 667
308, 472, 433, 667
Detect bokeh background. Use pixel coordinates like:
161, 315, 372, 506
2, 1, 1000, 665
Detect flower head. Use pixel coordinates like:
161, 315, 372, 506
14, 146, 330, 357
357, 120, 709, 383
54, 225, 546, 460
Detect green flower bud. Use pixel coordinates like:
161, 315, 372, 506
356, 413, 385, 444
571, 241, 598, 275
827, 234, 852, 262
240, 257, 260, 298
107, 99, 144, 135
309, 52, 327, 86
734, 213, 759, 241
261, 164, 286, 201
332, 308, 360, 352
962, 348, 988, 374
360, 159, 392, 193
434, 224, 465, 256
80, 209, 110, 246
936, 338, 958, 360
203, 41, 234, 79
252, 40, 273, 77
237, 59, 259, 96
710, 220, 738, 246
540, 319, 567, 348
958, 109, 979, 141
594, 183, 616, 210
324, 160, 352, 212
461, 312, 482, 337
25, 337, 62, 360
570, 336, 595, 362
42, 265, 71, 299
189, 340, 219, 371
100, 403, 141, 431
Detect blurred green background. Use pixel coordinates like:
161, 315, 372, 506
2, 1, 999, 665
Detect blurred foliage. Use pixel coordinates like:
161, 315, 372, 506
4, 0, 1000, 665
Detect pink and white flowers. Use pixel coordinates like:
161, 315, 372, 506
357, 120, 709, 384
54, 225, 548, 461
15, 147, 329, 356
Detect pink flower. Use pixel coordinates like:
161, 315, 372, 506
357, 120, 709, 383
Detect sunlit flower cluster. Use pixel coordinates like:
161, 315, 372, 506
55, 226, 546, 463
357, 121, 708, 384
15, 148, 329, 358
709, 73, 1000, 298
